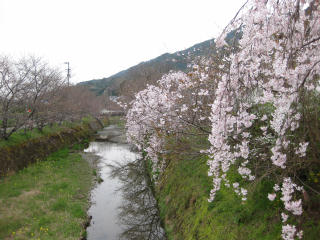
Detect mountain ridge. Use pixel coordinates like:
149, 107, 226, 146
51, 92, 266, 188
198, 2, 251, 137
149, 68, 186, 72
78, 38, 215, 96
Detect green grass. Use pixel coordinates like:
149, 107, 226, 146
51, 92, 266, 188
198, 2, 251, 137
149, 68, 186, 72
0, 119, 15, 127
81, 116, 94, 124
0, 147, 93, 240
108, 116, 125, 127
0, 121, 86, 148
156, 152, 320, 240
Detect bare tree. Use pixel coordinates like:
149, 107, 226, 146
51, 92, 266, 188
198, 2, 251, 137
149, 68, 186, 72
0, 55, 104, 140
22, 56, 65, 132
0, 56, 31, 139
52, 85, 103, 124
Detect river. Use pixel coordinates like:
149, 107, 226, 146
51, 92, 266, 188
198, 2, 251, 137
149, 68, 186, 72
83, 125, 166, 240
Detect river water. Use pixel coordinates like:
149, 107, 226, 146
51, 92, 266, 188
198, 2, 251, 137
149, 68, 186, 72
84, 125, 166, 240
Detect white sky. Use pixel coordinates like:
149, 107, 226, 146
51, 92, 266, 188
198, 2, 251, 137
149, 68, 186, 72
0, 0, 246, 83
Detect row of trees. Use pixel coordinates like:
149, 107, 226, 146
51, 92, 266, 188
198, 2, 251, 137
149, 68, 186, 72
0, 56, 103, 140
124, 1, 320, 239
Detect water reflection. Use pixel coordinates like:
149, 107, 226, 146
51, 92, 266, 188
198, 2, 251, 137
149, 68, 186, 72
84, 126, 166, 240
108, 158, 167, 240
85, 142, 135, 240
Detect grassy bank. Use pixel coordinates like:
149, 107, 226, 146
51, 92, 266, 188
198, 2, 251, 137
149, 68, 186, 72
0, 118, 103, 177
107, 116, 125, 128
155, 149, 320, 240
0, 117, 97, 149
0, 146, 94, 240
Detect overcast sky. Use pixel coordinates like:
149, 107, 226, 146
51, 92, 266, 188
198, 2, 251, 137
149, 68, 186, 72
0, 0, 246, 83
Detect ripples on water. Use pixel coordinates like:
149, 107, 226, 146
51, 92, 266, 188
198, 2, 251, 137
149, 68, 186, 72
84, 129, 166, 240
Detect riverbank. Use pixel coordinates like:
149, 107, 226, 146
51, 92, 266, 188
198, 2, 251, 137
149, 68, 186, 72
0, 118, 105, 239
0, 146, 94, 240
0, 118, 103, 177
154, 147, 320, 240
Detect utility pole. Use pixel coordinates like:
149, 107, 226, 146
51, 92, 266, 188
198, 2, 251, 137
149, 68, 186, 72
64, 62, 71, 86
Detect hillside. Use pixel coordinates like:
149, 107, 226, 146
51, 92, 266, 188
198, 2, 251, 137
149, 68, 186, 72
78, 39, 215, 97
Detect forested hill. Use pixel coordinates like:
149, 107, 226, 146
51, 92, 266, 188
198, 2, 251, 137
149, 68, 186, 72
77, 38, 215, 96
